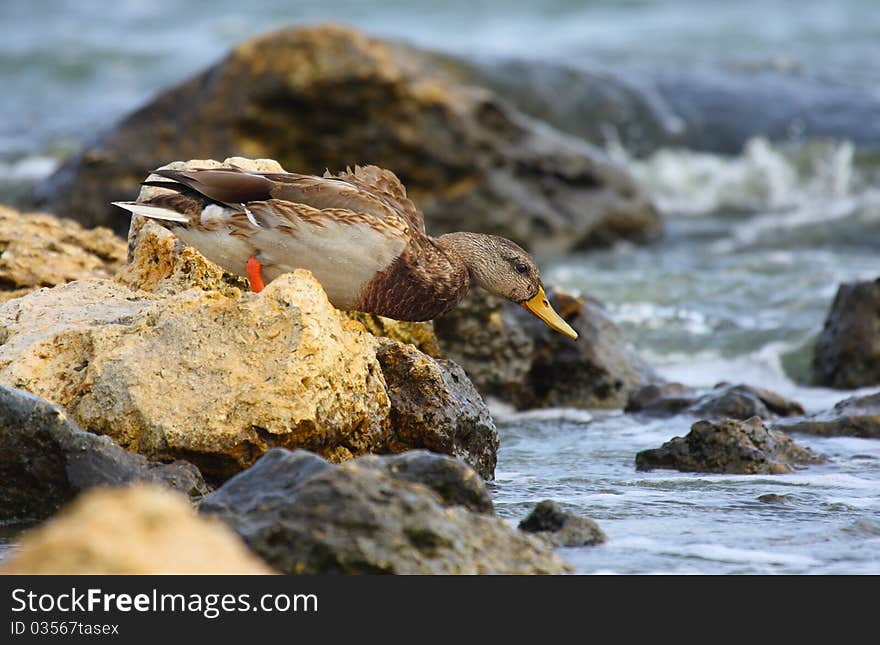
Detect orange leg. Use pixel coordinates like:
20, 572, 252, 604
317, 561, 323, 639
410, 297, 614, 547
246, 256, 265, 293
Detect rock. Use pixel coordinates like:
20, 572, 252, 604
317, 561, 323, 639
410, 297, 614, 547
0, 272, 391, 483
200, 449, 569, 574
635, 417, 825, 474
813, 279, 880, 389
518, 500, 606, 547
354, 451, 495, 514
691, 383, 805, 420
347, 311, 443, 359
34, 25, 659, 255
0, 205, 125, 303
0, 385, 207, 521
625, 382, 699, 415
775, 392, 880, 438
435, 287, 652, 409
0, 484, 271, 574
757, 493, 790, 504
376, 339, 498, 480
626, 382, 804, 420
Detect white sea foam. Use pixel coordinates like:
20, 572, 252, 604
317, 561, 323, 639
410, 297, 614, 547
610, 137, 861, 218
0, 155, 59, 183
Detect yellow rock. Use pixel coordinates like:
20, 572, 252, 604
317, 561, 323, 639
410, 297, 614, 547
0, 205, 125, 303
0, 270, 391, 481
0, 485, 271, 574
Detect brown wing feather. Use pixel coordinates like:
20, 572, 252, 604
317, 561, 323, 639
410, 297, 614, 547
151, 165, 427, 234
332, 165, 426, 234
152, 168, 276, 205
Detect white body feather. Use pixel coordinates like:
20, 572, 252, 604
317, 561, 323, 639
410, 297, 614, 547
119, 201, 405, 308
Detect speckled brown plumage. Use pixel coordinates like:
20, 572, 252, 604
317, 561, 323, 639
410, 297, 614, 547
114, 163, 577, 339
355, 241, 470, 321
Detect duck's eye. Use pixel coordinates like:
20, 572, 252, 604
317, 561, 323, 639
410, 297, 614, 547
514, 262, 529, 274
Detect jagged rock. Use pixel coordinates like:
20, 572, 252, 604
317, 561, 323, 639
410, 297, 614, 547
0, 205, 125, 303
200, 449, 569, 574
34, 25, 659, 255
0, 484, 271, 574
775, 392, 880, 438
376, 339, 498, 480
518, 500, 606, 547
635, 417, 825, 474
0, 385, 207, 521
813, 279, 880, 389
435, 287, 652, 409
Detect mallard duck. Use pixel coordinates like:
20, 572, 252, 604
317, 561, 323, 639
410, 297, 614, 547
113, 164, 577, 339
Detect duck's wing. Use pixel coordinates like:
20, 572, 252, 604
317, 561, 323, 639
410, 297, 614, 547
150, 165, 427, 235
116, 171, 414, 309
327, 165, 427, 235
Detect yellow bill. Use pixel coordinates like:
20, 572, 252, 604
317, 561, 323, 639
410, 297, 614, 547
521, 287, 578, 339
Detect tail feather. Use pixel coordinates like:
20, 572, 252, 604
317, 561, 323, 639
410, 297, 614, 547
111, 201, 190, 223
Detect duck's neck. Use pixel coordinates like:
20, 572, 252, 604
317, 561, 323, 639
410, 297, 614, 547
436, 232, 497, 291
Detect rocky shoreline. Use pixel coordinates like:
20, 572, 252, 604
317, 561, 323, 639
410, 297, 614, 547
1, 24, 878, 575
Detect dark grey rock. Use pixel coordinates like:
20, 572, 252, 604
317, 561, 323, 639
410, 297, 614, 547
813, 279, 880, 389
691, 383, 805, 421
353, 451, 494, 514
376, 339, 498, 480
518, 500, 606, 547
627, 382, 804, 421
0, 385, 209, 521
200, 449, 568, 574
775, 392, 880, 438
635, 417, 825, 474
435, 287, 653, 410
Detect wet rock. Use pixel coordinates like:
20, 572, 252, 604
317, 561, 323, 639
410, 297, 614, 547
34, 25, 659, 255
813, 279, 880, 389
626, 382, 699, 416
0, 385, 207, 521
376, 340, 499, 480
691, 383, 805, 420
775, 392, 880, 438
200, 449, 569, 574
0, 484, 271, 574
626, 382, 804, 420
757, 493, 790, 504
635, 417, 825, 474
0, 205, 125, 303
518, 500, 606, 547
435, 287, 652, 410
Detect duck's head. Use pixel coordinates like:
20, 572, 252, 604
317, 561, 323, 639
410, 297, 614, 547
438, 233, 578, 339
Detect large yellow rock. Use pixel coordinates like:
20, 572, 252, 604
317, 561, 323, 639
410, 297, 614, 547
0, 270, 391, 481
0, 484, 271, 574
0, 205, 125, 303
